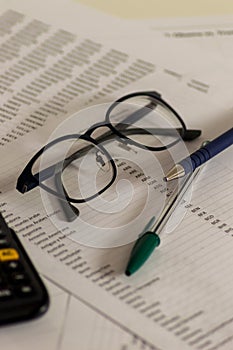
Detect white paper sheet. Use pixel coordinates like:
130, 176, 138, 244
0, 2, 233, 350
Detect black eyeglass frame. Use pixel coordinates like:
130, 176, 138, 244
16, 90, 201, 205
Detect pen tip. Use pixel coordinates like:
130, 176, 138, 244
165, 164, 185, 181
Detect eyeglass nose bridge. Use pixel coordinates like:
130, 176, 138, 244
84, 121, 112, 138
71, 132, 118, 199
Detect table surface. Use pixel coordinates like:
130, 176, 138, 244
75, 0, 233, 19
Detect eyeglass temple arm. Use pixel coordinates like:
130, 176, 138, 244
17, 124, 201, 194
54, 172, 79, 221
114, 101, 156, 129
119, 127, 201, 141
109, 100, 200, 140
16, 137, 105, 194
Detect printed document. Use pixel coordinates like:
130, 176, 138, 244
0, 3, 233, 350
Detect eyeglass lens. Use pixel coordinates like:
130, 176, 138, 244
107, 94, 184, 149
33, 137, 115, 201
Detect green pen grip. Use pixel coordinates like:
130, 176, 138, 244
125, 232, 160, 276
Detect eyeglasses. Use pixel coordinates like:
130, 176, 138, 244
16, 90, 201, 219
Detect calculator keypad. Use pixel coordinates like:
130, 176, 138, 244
0, 247, 34, 301
0, 214, 49, 324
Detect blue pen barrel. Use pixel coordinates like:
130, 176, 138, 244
180, 127, 233, 173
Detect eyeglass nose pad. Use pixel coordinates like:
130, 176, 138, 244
95, 151, 110, 173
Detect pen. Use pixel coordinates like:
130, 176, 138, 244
125, 166, 201, 276
165, 127, 233, 181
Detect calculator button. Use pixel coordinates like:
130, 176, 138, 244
4, 260, 22, 271
0, 248, 19, 261
0, 288, 13, 299
16, 285, 34, 297
10, 272, 28, 284
0, 238, 9, 248
0, 228, 6, 235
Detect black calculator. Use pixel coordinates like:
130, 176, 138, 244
0, 213, 49, 324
